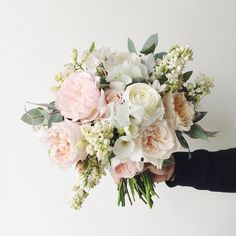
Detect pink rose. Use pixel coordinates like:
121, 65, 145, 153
104, 89, 123, 104
139, 119, 178, 168
44, 121, 87, 167
111, 159, 143, 183
56, 71, 104, 122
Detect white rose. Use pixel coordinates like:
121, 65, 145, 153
125, 83, 165, 126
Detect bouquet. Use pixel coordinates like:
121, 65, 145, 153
21, 34, 216, 209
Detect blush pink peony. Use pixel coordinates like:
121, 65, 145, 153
55, 71, 103, 122
44, 121, 87, 167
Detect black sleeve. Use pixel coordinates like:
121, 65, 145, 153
166, 148, 236, 192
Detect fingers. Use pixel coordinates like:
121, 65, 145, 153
149, 173, 168, 183
144, 163, 168, 175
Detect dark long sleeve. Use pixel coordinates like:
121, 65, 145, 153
166, 148, 236, 192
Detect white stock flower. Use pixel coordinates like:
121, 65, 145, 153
125, 83, 165, 126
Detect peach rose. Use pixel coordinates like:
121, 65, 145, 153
139, 119, 178, 168
162, 91, 194, 131
56, 71, 104, 122
104, 89, 123, 104
111, 159, 144, 183
44, 121, 87, 167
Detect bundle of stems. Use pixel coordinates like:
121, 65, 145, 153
117, 171, 158, 208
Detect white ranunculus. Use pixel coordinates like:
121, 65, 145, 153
125, 83, 165, 126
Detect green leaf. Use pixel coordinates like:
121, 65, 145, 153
194, 111, 208, 123
203, 130, 219, 137
27, 101, 57, 110
89, 41, 95, 53
140, 33, 158, 55
163, 158, 175, 166
182, 71, 193, 82
21, 108, 44, 125
185, 124, 208, 140
154, 52, 167, 60
176, 131, 192, 159
48, 113, 64, 128
127, 37, 137, 54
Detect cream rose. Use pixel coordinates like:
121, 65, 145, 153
139, 119, 178, 168
125, 83, 165, 126
44, 121, 87, 167
162, 91, 194, 131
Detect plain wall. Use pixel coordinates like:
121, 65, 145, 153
0, 0, 236, 235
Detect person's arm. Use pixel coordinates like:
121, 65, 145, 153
166, 148, 236, 192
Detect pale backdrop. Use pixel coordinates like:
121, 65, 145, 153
0, 0, 236, 236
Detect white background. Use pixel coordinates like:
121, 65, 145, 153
1, 0, 236, 236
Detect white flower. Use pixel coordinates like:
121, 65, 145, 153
125, 83, 164, 126
124, 118, 140, 138
83, 47, 111, 74
105, 53, 149, 91
141, 54, 155, 74
113, 136, 142, 162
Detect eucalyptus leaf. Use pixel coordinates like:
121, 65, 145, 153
127, 37, 137, 54
48, 113, 64, 128
140, 34, 158, 55
185, 124, 208, 140
182, 71, 193, 82
176, 131, 192, 159
89, 41, 95, 53
194, 111, 208, 123
21, 108, 44, 125
154, 52, 167, 60
203, 130, 219, 137
27, 101, 57, 110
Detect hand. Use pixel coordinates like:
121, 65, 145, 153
144, 155, 175, 183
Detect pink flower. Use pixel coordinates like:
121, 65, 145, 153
139, 119, 178, 168
111, 159, 143, 183
56, 71, 103, 122
44, 121, 87, 167
104, 89, 123, 104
